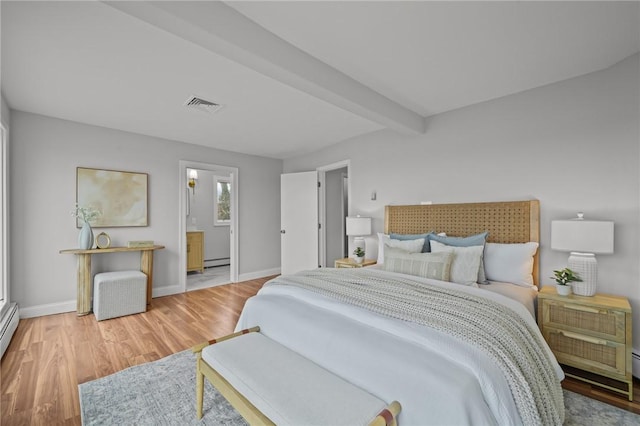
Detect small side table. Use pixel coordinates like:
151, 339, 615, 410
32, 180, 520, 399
60, 245, 165, 316
537, 285, 633, 401
334, 258, 376, 268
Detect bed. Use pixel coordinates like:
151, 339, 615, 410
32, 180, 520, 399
235, 200, 565, 425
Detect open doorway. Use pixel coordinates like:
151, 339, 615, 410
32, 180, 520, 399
179, 161, 238, 292
318, 160, 350, 268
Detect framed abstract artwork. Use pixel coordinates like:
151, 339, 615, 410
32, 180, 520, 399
76, 167, 148, 227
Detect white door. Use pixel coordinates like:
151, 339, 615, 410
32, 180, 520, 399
281, 171, 318, 275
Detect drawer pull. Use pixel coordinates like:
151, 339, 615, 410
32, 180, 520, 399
558, 330, 608, 346
562, 304, 604, 314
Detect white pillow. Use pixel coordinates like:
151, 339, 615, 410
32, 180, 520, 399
484, 242, 539, 287
383, 248, 453, 282
430, 240, 483, 287
377, 233, 425, 264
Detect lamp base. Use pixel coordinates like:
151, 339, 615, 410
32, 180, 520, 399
353, 237, 366, 257
568, 252, 597, 296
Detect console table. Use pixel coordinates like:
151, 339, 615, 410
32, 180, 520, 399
60, 245, 165, 316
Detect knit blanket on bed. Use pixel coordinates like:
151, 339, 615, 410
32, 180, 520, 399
265, 268, 565, 426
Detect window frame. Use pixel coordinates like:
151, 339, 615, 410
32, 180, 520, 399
0, 123, 8, 318
213, 175, 231, 227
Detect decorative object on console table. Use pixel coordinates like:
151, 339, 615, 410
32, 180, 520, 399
78, 222, 93, 250
551, 213, 614, 296
334, 257, 376, 268
537, 286, 633, 401
127, 240, 154, 248
346, 216, 371, 258
551, 268, 582, 296
95, 232, 111, 249
71, 204, 101, 250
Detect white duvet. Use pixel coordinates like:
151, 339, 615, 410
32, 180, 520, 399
235, 268, 564, 425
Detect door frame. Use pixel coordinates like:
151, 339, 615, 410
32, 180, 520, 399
317, 160, 351, 267
0, 123, 7, 319
178, 160, 239, 292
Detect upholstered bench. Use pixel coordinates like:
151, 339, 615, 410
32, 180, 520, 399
193, 327, 401, 426
93, 271, 147, 321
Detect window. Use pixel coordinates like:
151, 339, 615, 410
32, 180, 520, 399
214, 176, 231, 226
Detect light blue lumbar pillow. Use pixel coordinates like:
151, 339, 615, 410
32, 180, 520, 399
428, 231, 489, 247
390, 232, 435, 252
428, 231, 489, 283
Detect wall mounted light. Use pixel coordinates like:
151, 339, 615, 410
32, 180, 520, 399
188, 169, 198, 193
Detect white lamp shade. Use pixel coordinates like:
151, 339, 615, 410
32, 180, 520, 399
188, 169, 198, 180
346, 216, 371, 236
551, 220, 614, 254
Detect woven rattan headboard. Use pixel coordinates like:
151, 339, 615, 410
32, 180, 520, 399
384, 200, 540, 285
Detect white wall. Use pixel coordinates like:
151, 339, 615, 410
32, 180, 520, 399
285, 54, 640, 349
11, 111, 282, 315
187, 168, 231, 266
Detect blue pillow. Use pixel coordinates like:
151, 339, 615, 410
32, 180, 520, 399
428, 232, 489, 283
390, 232, 435, 253
428, 231, 489, 248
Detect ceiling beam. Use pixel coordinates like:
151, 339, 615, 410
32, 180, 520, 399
103, 1, 425, 135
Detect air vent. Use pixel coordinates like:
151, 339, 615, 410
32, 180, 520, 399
184, 95, 224, 114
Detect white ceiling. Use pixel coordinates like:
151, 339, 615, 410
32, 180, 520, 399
2, 1, 639, 159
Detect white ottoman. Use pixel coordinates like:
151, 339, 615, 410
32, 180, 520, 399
93, 271, 147, 321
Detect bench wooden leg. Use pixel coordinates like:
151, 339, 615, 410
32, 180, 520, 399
196, 357, 205, 419
370, 401, 402, 426
192, 327, 261, 420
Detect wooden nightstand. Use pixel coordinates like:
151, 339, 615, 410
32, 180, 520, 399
334, 258, 376, 268
537, 286, 633, 401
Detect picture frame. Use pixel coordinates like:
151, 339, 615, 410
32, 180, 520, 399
76, 167, 148, 227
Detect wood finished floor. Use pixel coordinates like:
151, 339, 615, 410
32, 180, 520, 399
2, 276, 639, 425
1, 277, 270, 425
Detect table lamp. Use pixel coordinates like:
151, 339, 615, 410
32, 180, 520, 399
551, 213, 614, 296
346, 216, 371, 255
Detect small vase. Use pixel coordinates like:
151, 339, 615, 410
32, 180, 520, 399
354, 256, 364, 264
556, 284, 572, 296
78, 222, 94, 250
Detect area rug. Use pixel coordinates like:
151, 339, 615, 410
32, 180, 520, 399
79, 350, 640, 425
79, 350, 246, 425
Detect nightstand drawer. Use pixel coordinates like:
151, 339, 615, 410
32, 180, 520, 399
541, 299, 626, 343
543, 326, 626, 378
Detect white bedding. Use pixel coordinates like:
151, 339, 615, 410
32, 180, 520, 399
235, 268, 563, 426
479, 281, 538, 318
369, 263, 539, 317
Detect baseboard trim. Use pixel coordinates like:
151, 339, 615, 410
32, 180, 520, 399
19, 300, 76, 319
1, 303, 19, 358
204, 259, 230, 268
16, 269, 282, 319
238, 268, 280, 282
152, 285, 182, 299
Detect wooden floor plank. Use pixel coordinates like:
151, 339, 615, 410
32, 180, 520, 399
2, 276, 639, 425
1, 278, 268, 425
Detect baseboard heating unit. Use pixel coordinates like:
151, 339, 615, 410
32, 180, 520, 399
0, 302, 18, 358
